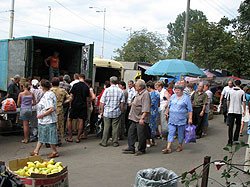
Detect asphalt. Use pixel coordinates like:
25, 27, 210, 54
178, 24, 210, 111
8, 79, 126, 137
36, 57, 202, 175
0, 114, 249, 187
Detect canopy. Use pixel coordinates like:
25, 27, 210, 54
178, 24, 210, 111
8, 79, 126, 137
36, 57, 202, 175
93, 58, 124, 69
145, 59, 207, 78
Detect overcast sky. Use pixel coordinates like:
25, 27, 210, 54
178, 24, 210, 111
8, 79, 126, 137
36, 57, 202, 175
0, 0, 242, 59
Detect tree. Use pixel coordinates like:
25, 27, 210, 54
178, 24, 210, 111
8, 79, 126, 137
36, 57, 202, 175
167, 9, 208, 59
188, 22, 239, 71
219, 0, 250, 77
113, 29, 167, 63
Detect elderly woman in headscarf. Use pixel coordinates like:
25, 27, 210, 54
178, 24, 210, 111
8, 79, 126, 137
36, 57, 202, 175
162, 84, 193, 154
29, 79, 44, 141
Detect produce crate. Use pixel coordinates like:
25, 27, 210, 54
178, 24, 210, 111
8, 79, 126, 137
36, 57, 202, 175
9, 156, 69, 187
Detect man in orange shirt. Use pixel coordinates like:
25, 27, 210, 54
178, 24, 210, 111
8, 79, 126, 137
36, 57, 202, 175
44, 51, 60, 80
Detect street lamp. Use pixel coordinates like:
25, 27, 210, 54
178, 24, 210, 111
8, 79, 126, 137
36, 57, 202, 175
123, 27, 132, 38
89, 6, 106, 59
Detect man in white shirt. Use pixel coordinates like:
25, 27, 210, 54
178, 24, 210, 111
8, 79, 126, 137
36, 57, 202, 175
70, 73, 80, 87
227, 80, 246, 145
125, 80, 136, 135
220, 80, 234, 123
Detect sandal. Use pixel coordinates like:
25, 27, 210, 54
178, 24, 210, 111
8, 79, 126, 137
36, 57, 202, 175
21, 139, 29, 144
75, 139, 80, 143
47, 152, 59, 158
65, 138, 73, 143
162, 148, 172, 154
29, 151, 39, 156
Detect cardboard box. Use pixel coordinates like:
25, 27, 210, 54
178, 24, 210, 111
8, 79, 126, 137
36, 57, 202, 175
9, 156, 69, 187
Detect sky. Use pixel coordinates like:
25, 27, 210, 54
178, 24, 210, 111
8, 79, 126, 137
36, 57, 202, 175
0, 0, 242, 59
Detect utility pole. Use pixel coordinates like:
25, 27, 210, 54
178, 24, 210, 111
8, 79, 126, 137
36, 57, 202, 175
101, 8, 106, 59
181, 0, 190, 60
89, 7, 106, 59
48, 6, 51, 37
9, 0, 15, 39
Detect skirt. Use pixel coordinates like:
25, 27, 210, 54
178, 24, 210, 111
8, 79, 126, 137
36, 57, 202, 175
38, 123, 58, 144
19, 108, 32, 120
242, 106, 249, 123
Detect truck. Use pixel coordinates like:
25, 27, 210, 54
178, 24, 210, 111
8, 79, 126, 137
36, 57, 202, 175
0, 36, 94, 93
93, 58, 124, 95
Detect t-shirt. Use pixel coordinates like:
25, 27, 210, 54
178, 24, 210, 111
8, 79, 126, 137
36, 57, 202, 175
222, 86, 233, 99
158, 88, 167, 111
245, 93, 250, 106
7, 81, 20, 102
227, 87, 246, 114
48, 56, 59, 69
205, 90, 213, 113
70, 81, 90, 108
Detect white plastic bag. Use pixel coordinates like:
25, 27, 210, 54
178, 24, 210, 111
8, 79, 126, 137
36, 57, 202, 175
217, 104, 221, 113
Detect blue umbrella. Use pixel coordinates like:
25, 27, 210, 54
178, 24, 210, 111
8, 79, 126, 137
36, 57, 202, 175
145, 59, 207, 78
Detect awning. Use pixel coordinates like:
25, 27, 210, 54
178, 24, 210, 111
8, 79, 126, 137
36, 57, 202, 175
138, 65, 151, 70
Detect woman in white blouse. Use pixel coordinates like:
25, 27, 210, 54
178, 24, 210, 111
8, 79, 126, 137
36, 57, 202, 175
30, 80, 59, 158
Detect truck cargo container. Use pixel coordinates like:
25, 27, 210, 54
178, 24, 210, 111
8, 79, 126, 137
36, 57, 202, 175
0, 36, 94, 92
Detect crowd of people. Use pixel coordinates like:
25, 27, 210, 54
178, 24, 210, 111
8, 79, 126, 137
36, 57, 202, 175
3, 74, 250, 158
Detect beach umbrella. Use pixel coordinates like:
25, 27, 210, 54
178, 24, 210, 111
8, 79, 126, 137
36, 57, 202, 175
145, 59, 207, 78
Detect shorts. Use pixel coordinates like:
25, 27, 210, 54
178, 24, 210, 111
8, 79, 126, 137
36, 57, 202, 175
20, 108, 32, 120
69, 106, 87, 120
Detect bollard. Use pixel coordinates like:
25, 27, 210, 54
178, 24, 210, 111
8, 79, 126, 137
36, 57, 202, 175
201, 156, 211, 187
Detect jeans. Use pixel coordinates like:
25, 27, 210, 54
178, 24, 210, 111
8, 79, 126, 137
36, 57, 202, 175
228, 113, 242, 144
101, 117, 121, 145
168, 124, 185, 143
193, 107, 203, 137
128, 121, 147, 152
49, 66, 59, 80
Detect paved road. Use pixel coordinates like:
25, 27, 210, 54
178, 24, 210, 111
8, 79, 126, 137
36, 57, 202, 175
0, 115, 248, 186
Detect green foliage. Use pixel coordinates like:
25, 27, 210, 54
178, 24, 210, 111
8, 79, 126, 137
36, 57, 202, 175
188, 21, 240, 71
167, 1, 250, 77
113, 29, 167, 63
167, 9, 208, 59
181, 141, 249, 186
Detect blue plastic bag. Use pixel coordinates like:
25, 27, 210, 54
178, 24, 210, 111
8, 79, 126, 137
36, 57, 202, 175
185, 124, 196, 144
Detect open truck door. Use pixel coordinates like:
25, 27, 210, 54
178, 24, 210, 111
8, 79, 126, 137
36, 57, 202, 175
80, 44, 94, 79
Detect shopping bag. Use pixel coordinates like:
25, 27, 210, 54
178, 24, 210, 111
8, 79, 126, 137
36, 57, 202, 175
185, 124, 196, 144
1, 98, 16, 112
217, 104, 221, 113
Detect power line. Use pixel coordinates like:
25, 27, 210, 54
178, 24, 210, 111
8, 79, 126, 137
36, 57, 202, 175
210, 0, 236, 18
203, 0, 235, 18
53, 0, 125, 42
53, 0, 101, 29
0, 17, 122, 47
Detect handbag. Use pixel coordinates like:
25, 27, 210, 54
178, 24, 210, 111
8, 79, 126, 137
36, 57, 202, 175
185, 124, 196, 144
